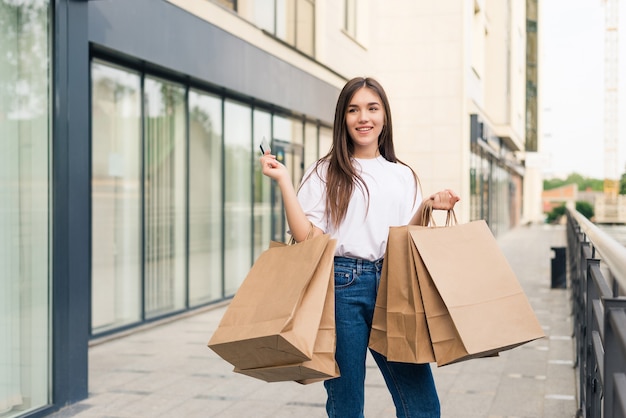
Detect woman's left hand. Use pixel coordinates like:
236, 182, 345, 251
429, 189, 460, 210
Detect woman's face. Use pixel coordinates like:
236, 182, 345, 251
345, 87, 385, 158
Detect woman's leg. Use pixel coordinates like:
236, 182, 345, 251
324, 257, 379, 418
370, 349, 441, 418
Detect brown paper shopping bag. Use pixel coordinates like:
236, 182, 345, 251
234, 266, 339, 384
208, 233, 338, 381
409, 218, 545, 366
368, 239, 391, 357
369, 226, 435, 364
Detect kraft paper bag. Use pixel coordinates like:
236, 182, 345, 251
368, 238, 390, 357
369, 226, 435, 364
234, 267, 339, 384
208, 234, 338, 375
409, 219, 545, 366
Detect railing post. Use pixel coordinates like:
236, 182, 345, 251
586, 259, 602, 418
570, 222, 588, 416
604, 299, 626, 418
566, 213, 585, 418
578, 240, 591, 415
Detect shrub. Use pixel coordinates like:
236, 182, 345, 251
546, 204, 566, 223
575, 201, 594, 220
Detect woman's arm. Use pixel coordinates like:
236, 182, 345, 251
409, 189, 460, 225
260, 151, 323, 242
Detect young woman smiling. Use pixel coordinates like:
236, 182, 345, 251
260, 77, 459, 418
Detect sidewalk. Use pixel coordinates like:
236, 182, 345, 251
49, 224, 576, 418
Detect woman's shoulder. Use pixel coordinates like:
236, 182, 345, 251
379, 156, 414, 176
302, 158, 330, 183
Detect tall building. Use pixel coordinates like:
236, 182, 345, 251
0, 1, 534, 416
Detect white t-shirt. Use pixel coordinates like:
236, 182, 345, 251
297, 155, 421, 261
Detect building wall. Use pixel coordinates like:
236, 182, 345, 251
484, 0, 527, 149
524, 152, 549, 223
356, 0, 527, 228
367, 1, 467, 222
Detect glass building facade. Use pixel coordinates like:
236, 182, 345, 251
90, 59, 332, 336
469, 115, 523, 237
0, 1, 51, 416
0, 0, 338, 415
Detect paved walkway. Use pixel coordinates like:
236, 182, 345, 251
49, 224, 576, 418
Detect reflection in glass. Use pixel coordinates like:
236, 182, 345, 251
91, 61, 142, 333
224, 101, 252, 295
319, 126, 333, 158
144, 77, 187, 318
304, 121, 318, 170
189, 90, 223, 305
253, 110, 272, 260
0, 1, 51, 416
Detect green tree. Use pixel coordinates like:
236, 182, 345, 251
620, 172, 626, 195
575, 201, 594, 220
546, 204, 566, 223
543, 178, 566, 190
543, 172, 604, 191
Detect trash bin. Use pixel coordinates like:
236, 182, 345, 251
550, 247, 567, 289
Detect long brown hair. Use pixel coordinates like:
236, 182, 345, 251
306, 77, 418, 229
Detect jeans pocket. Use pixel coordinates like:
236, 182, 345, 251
334, 265, 356, 288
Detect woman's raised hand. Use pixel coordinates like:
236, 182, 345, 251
260, 150, 290, 184
429, 189, 460, 210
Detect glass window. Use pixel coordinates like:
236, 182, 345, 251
273, 115, 303, 183
469, 150, 480, 222
272, 115, 304, 242
274, 114, 303, 146
224, 100, 253, 295
91, 61, 142, 333
88, 61, 331, 328
0, 1, 51, 416
471, 7, 486, 78
275, 0, 291, 43
253, 110, 272, 260
188, 90, 223, 306
211, 0, 235, 10
238, 0, 315, 57
296, 0, 315, 55
319, 126, 333, 158
344, 0, 356, 38
143, 77, 187, 318
238, 0, 275, 33
304, 121, 318, 170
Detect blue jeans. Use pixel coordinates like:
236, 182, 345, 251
324, 256, 440, 418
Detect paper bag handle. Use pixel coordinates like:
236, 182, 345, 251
418, 199, 457, 227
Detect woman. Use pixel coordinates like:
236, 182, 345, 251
260, 77, 459, 418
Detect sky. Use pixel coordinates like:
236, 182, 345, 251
540, 0, 626, 179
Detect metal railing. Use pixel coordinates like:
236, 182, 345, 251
568, 209, 626, 418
